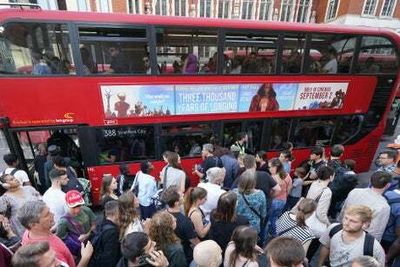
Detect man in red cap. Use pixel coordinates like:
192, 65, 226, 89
56, 190, 96, 258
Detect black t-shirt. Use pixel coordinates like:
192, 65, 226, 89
209, 213, 249, 253
169, 211, 197, 263
200, 156, 224, 180
257, 163, 269, 173
255, 171, 277, 202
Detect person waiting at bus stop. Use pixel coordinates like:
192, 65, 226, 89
130, 161, 157, 219
193, 143, 223, 182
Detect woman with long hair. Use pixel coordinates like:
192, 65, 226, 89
160, 151, 186, 194
100, 174, 118, 207
233, 170, 266, 236
276, 198, 316, 253
223, 226, 262, 267
118, 191, 143, 239
184, 187, 211, 239
149, 211, 187, 266
249, 83, 279, 112
268, 158, 292, 237
209, 191, 249, 253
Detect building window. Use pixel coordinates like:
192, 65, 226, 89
155, 0, 168, 15
36, 0, 58, 10
217, 0, 230, 18
326, 0, 339, 21
296, 0, 311, 22
128, 0, 140, 14
380, 0, 396, 17
280, 0, 295, 22
362, 0, 377, 15
96, 0, 111, 12
258, 0, 273, 20
199, 0, 212, 17
174, 0, 186, 16
241, 0, 254, 20
77, 0, 89, 11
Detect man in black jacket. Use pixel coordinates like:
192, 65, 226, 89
89, 200, 121, 267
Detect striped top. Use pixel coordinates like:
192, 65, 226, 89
276, 211, 314, 244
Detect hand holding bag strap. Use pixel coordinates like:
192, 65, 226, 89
163, 166, 170, 189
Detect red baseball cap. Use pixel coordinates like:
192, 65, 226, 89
65, 190, 85, 208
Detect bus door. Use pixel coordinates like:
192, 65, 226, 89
9, 126, 83, 193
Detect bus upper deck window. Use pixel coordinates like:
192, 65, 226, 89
306, 34, 356, 74
224, 31, 279, 75
0, 22, 74, 76
155, 27, 218, 75
355, 36, 398, 74
78, 27, 148, 75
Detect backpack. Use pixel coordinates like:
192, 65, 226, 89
383, 193, 400, 232
88, 223, 115, 267
329, 224, 375, 257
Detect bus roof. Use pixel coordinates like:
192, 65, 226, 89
0, 8, 399, 42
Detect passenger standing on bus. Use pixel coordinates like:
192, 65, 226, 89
43, 145, 61, 190
109, 46, 129, 73
131, 161, 157, 219
321, 47, 338, 74
34, 143, 48, 194
249, 83, 279, 112
183, 54, 199, 74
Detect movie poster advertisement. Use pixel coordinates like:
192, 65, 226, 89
100, 82, 349, 118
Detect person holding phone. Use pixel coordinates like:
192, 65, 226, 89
116, 231, 169, 267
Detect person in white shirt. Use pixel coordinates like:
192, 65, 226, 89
322, 47, 338, 74
131, 161, 157, 219
42, 168, 69, 226
198, 167, 226, 221
339, 171, 391, 241
160, 152, 186, 194
2, 153, 31, 186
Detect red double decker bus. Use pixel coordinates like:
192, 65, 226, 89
0, 4, 399, 204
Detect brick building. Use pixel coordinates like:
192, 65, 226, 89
1, 0, 399, 31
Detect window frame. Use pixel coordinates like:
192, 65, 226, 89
95, 0, 112, 13
75, 23, 150, 76
380, 0, 397, 18
279, 0, 296, 22
361, 0, 377, 17
325, 0, 340, 22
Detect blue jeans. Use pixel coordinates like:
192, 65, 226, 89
268, 199, 286, 237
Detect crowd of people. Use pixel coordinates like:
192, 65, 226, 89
1, 135, 400, 267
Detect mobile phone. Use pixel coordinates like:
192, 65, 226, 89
137, 254, 153, 267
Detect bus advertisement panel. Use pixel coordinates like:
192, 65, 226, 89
101, 82, 349, 118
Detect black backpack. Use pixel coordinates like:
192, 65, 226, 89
329, 224, 375, 257
87, 224, 115, 267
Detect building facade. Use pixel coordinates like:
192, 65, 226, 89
1, 0, 399, 31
